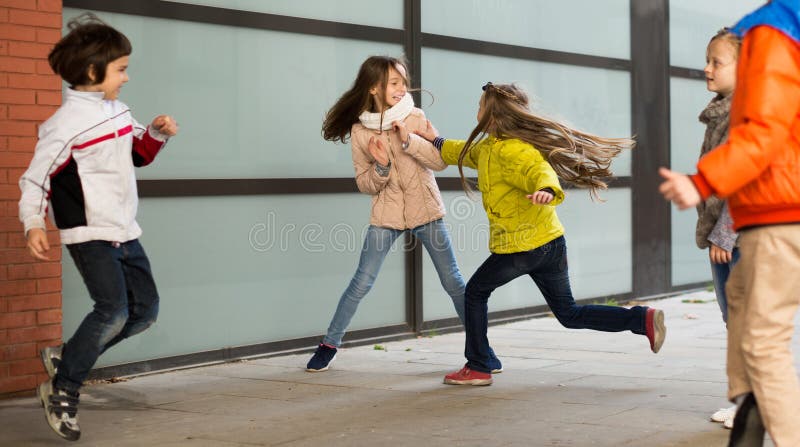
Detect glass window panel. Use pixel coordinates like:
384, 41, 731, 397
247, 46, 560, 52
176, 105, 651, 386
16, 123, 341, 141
672, 207, 711, 286
62, 195, 406, 367
149, 0, 403, 28
423, 189, 631, 320
422, 0, 630, 59
422, 49, 632, 177
669, 0, 763, 69
670, 77, 710, 173
64, 8, 403, 179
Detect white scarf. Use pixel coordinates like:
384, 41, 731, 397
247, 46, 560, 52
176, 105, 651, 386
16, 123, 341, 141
358, 93, 414, 130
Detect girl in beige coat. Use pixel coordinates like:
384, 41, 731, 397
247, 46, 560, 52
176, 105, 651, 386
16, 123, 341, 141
306, 56, 501, 372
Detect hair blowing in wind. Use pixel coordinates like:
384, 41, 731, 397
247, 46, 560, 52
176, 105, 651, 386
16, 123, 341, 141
459, 83, 634, 200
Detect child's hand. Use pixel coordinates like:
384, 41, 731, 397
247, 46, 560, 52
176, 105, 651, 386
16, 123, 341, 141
368, 136, 389, 166
392, 120, 409, 145
658, 167, 700, 209
709, 244, 732, 264
413, 119, 439, 142
26, 228, 51, 261
151, 115, 179, 136
527, 190, 554, 205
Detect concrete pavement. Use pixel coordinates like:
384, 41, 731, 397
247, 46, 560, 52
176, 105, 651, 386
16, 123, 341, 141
2, 291, 793, 446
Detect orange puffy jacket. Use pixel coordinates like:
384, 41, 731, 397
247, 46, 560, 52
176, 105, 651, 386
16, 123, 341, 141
691, 26, 800, 230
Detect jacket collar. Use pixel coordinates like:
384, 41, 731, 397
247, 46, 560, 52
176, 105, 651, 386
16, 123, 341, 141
64, 88, 106, 104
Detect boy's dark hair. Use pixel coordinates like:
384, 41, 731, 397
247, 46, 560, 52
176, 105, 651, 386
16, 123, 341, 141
48, 13, 132, 87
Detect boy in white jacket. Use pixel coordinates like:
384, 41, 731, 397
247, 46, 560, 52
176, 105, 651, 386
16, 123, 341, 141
18, 13, 177, 441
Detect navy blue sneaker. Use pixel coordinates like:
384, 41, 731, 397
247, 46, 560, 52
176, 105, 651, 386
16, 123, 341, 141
488, 347, 503, 374
306, 343, 337, 372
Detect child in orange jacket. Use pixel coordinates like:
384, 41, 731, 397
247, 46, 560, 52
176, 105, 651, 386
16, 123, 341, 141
659, 1, 800, 445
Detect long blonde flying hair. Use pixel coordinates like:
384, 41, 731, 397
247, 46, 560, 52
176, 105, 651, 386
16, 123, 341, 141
458, 83, 634, 200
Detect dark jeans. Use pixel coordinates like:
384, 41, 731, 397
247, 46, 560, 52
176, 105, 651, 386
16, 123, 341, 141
464, 236, 647, 373
56, 239, 159, 393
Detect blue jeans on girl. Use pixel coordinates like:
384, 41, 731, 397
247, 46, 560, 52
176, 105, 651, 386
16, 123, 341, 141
710, 247, 740, 323
464, 236, 649, 373
55, 239, 160, 394
323, 219, 465, 347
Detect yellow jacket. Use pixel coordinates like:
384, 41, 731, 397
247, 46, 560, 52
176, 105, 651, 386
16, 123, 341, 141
441, 137, 565, 253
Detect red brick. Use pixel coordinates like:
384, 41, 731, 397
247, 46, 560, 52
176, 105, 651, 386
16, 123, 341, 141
0, 183, 22, 199
36, 308, 59, 324
0, 374, 37, 394
9, 358, 43, 375
35, 27, 60, 44
8, 104, 56, 121
0, 363, 8, 376
0, 342, 35, 361
8, 262, 59, 280
6, 324, 60, 343
7, 232, 28, 248
8, 9, 60, 28
0, 105, 5, 119
7, 293, 60, 312
37, 0, 59, 13
8, 135, 36, 150
7, 73, 60, 90
35, 90, 58, 105
0, 88, 35, 105
0, 8, 9, 23
0, 120, 36, 136
0, 73, 7, 86
0, 56, 35, 73
8, 40, 52, 59
0, 248, 36, 264
7, 168, 25, 184
36, 339, 60, 351
0, 23, 36, 41
0, 0, 37, 9
0, 136, 6, 150
36, 276, 58, 293
0, 152, 35, 169
35, 59, 52, 75
0, 311, 35, 329
0, 279, 35, 296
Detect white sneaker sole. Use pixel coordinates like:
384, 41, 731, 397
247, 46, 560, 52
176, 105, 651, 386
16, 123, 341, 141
443, 377, 493, 386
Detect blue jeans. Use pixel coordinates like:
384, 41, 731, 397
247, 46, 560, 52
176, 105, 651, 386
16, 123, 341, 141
324, 219, 465, 347
464, 236, 648, 373
710, 247, 740, 323
56, 239, 160, 393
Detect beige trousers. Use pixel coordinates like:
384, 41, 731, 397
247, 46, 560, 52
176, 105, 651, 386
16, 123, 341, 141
726, 224, 800, 447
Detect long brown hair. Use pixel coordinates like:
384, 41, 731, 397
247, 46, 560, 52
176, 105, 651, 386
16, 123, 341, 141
322, 56, 410, 143
458, 83, 634, 199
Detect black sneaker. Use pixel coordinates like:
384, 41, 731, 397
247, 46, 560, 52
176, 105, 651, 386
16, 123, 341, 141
306, 343, 337, 372
37, 379, 80, 441
40, 345, 62, 379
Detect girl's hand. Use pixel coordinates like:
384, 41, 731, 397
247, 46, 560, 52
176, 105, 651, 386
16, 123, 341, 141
709, 243, 732, 264
527, 190, 554, 205
392, 120, 409, 145
658, 167, 701, 209
26, 228, 51, 261
151, 115, 179, 136
413, 119, 439, 142
368, 136, 389, 166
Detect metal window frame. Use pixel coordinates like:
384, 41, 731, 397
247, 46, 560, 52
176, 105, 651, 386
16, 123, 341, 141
62, 0, 701, 380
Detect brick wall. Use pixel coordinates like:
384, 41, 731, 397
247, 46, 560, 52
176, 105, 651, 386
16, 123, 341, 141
0, 0, 62, 396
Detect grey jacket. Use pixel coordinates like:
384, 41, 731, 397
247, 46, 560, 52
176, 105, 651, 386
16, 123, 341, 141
695, 94, 737, 251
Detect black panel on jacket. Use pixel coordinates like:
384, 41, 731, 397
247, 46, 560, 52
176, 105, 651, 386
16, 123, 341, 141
50, 157, 87, 229
132, 150, 146, 167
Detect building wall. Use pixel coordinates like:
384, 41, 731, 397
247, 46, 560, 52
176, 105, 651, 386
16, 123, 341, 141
0, 0, 63, 396
0, 0, 765, 395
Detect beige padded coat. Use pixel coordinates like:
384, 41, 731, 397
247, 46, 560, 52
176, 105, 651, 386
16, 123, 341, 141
350, 108, 446, 230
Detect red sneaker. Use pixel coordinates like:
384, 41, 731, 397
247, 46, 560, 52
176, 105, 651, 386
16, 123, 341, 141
443, 365, 493, 386
645, 308, 666, 353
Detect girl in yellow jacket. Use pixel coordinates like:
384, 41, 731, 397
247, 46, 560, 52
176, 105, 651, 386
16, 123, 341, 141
307, 56, 501, 372
415, 82, 666, 385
